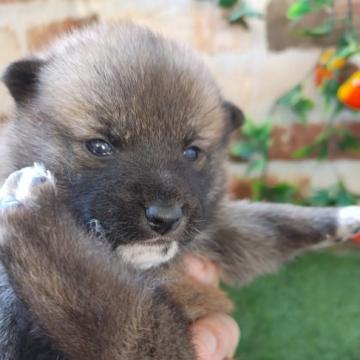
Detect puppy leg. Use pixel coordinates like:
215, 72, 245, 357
196, 201, 360, 284
0, 164, 195, 360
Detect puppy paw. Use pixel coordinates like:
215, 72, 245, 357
0, 163, 55, 212
337, 206, 360, 241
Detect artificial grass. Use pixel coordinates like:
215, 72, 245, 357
227, 250, 360, 360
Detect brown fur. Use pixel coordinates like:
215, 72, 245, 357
166, 270, 234, 321
0, 185, 194, 359
0, 22, 357, 360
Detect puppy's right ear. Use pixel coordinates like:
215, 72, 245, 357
2, 58, 45, 104
221, 101, 245, 145
223, 101, 244, 133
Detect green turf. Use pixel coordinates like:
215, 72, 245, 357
226, 250, 360, 360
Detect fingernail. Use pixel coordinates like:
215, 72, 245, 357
196, 327, 217, 354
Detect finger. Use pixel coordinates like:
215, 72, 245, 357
191, 313, 240, 360
183, 255, 220, 287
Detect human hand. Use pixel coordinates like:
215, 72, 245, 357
184, 255, 240, 360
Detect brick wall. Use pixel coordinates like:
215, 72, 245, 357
0, 0, 359, 194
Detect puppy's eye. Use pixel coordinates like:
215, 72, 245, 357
183, 146, 200, 161
86, 139, 113, 156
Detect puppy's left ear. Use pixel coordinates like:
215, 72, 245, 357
2, 58, 46, 104
222, 101, 244, 141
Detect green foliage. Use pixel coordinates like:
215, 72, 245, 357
248, 180, 359, 206
322, 78, 341, 110
274, 0, 360, 203
218, 0, 262, 29
337, 128, 360, 152
221, 0, 360, 204
293, 126, 360, 160
251, 180, 303, 203
299, 18, 335, 37
287, 0, 333, 21
277, 1, 360, 121
308, 182, 359, 206
337, 30, 360, 59
287, 0, 312, 21
218, 0, 238, 7
275, 85, 315, 122
220, 1, 360, 353
229, 2, 262, 26
230, 119, 271, 175
315, 32, 360, 114
293, 128, 332, 160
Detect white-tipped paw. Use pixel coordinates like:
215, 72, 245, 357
337, 206, 360, 241
0, 163, 55, 211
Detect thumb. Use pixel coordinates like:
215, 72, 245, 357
191, 313, 240, 360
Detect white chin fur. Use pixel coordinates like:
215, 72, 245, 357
337, 206, 360, 239
118, 241, 179, 270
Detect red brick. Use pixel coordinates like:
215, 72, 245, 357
228, 177, 254, 199
27, 15, 98, 51
266, 0, 360, 51
270, 123, 360, 160
228, 176, 311, 200
232, 122, 360, 161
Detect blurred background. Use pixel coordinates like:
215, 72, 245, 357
0, 0, 360, 358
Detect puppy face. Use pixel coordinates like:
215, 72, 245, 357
2, 23, 243, 269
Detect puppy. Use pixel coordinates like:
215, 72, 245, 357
0, 23, 360, 359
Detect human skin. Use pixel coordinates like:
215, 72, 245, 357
184, 256, 240, 360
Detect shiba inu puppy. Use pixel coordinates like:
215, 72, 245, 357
0, 23, 359, 359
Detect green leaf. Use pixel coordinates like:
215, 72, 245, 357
287, 0, 333, 21
233, 118, 271, 176
266, 183, 299, 202
292, 98, 315, 121
337, 31, 360, 59
330, 100, 345, 118
318, 139, 329, 159
251, 180, 301, 203
308, 189, 333, 206
337, 130, 360, 152
287, 0, 312, 21
322, 78, 340, 98
335, 183, 359, 206
219, 0, 238, 8
338, 45, 360, 59
276, 84, 314, 121
299, 19, 335, 37
250, 180, 264, 201
308, 182, 359, 206
292, 129, 333, 160
292, 144, 315, 158
276, 85, 302, 106
229, 4, 262, 23
287, 0, 334, 21
242, 119, 272, 144
320, 0, 333, 5
230, 141, 255, 159
246, 156, 267, 176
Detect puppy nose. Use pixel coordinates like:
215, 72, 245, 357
145, 205, 183, 235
